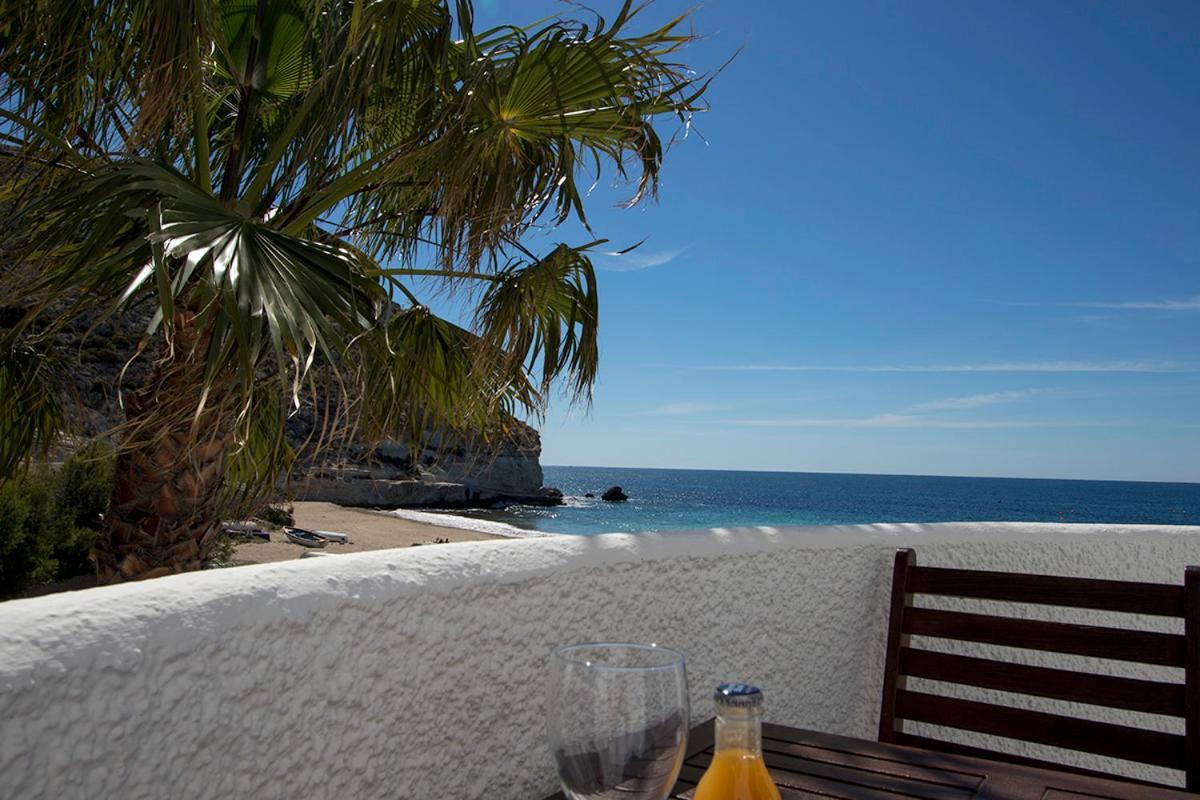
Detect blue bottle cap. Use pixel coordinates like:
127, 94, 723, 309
714, 683, 764, 708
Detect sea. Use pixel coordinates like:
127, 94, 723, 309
386, 466, 1200, 537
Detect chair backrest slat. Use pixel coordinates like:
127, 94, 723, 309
899, 647, 1185, 716
895, 690, 1187, 769
909, 564, 1186, 617
903, 606, 1186, 666
878, 548, 1199, 789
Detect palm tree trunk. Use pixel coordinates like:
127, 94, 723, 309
91, 316, 236, 584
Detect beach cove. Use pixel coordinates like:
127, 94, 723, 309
230, 502, 507, 566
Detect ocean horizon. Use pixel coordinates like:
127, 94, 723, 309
388, 465, 1200, 537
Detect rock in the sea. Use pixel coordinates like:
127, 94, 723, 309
584, 492, 595, 498
601, 486, 628, 502
538, 487, 564, 504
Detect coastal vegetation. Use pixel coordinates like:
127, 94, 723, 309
0, 443, 113, 598
0, 0, 708, 582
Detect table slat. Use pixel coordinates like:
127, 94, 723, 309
537, 720, 1199, 799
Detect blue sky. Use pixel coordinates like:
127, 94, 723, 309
471, 0, 1200, 483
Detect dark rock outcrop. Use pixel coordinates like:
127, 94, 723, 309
601, 486, 628, 502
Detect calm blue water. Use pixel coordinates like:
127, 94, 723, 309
423, 466, 1200, 535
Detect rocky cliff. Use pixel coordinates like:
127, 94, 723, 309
2, 293, 560, 509
285, 419, 562, 509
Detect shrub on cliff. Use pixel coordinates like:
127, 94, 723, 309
0, 443, 114, 598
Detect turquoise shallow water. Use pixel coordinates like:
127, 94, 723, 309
397, 466, 1200, 536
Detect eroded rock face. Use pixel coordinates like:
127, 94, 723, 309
288, 425, 562, 509
291, 476, 470, 507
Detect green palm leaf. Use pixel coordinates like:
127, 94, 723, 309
0, 342, 70, 479
214, 0, 312, 100
475, 243, 600, 403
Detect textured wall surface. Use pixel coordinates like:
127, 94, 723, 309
2, 522, 1200, 799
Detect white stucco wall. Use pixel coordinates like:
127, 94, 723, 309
2, 522, 1200, 799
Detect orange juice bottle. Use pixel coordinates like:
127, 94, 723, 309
693, 683, 782, 800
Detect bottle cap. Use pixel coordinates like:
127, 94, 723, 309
714, 683, 764, 708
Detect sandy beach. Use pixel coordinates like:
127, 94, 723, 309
232, 501, 505, 566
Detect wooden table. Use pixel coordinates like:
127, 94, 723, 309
542, 719, 1199, 799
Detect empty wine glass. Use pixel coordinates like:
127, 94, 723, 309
548, 643, 689, 800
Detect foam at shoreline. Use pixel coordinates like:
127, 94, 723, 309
385, 508, 556, 538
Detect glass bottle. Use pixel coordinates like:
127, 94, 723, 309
692, 683, 782, 800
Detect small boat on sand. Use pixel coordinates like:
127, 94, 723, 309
312, 530, 349, 544
223, 521, 270, 542
283, 527, 329, 548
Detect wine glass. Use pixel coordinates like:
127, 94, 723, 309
548, 643, 689, 800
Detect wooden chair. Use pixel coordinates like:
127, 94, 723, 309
878, 548, 1200, 789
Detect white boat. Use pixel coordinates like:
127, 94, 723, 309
312, 530, 349, 544
283, 527, 328, 548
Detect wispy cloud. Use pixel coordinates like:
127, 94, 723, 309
908, 389, 1042, 412
597, 247, 686, 272
1069, 294, 1200, 311
706, 361, 1197, 374
728, 414, 1113, 430
629, 401, 727, 417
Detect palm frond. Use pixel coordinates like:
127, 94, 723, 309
357, 304, 539, 450
15, 158, 385, 387
396, 0, 704, 267
221, 375, 295, 516
475, 243, 600, 404
0, 340, 71, 479
213, 0, 313, 100
0, 0, 218, 156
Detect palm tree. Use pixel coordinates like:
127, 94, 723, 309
0, 0, 707, 582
